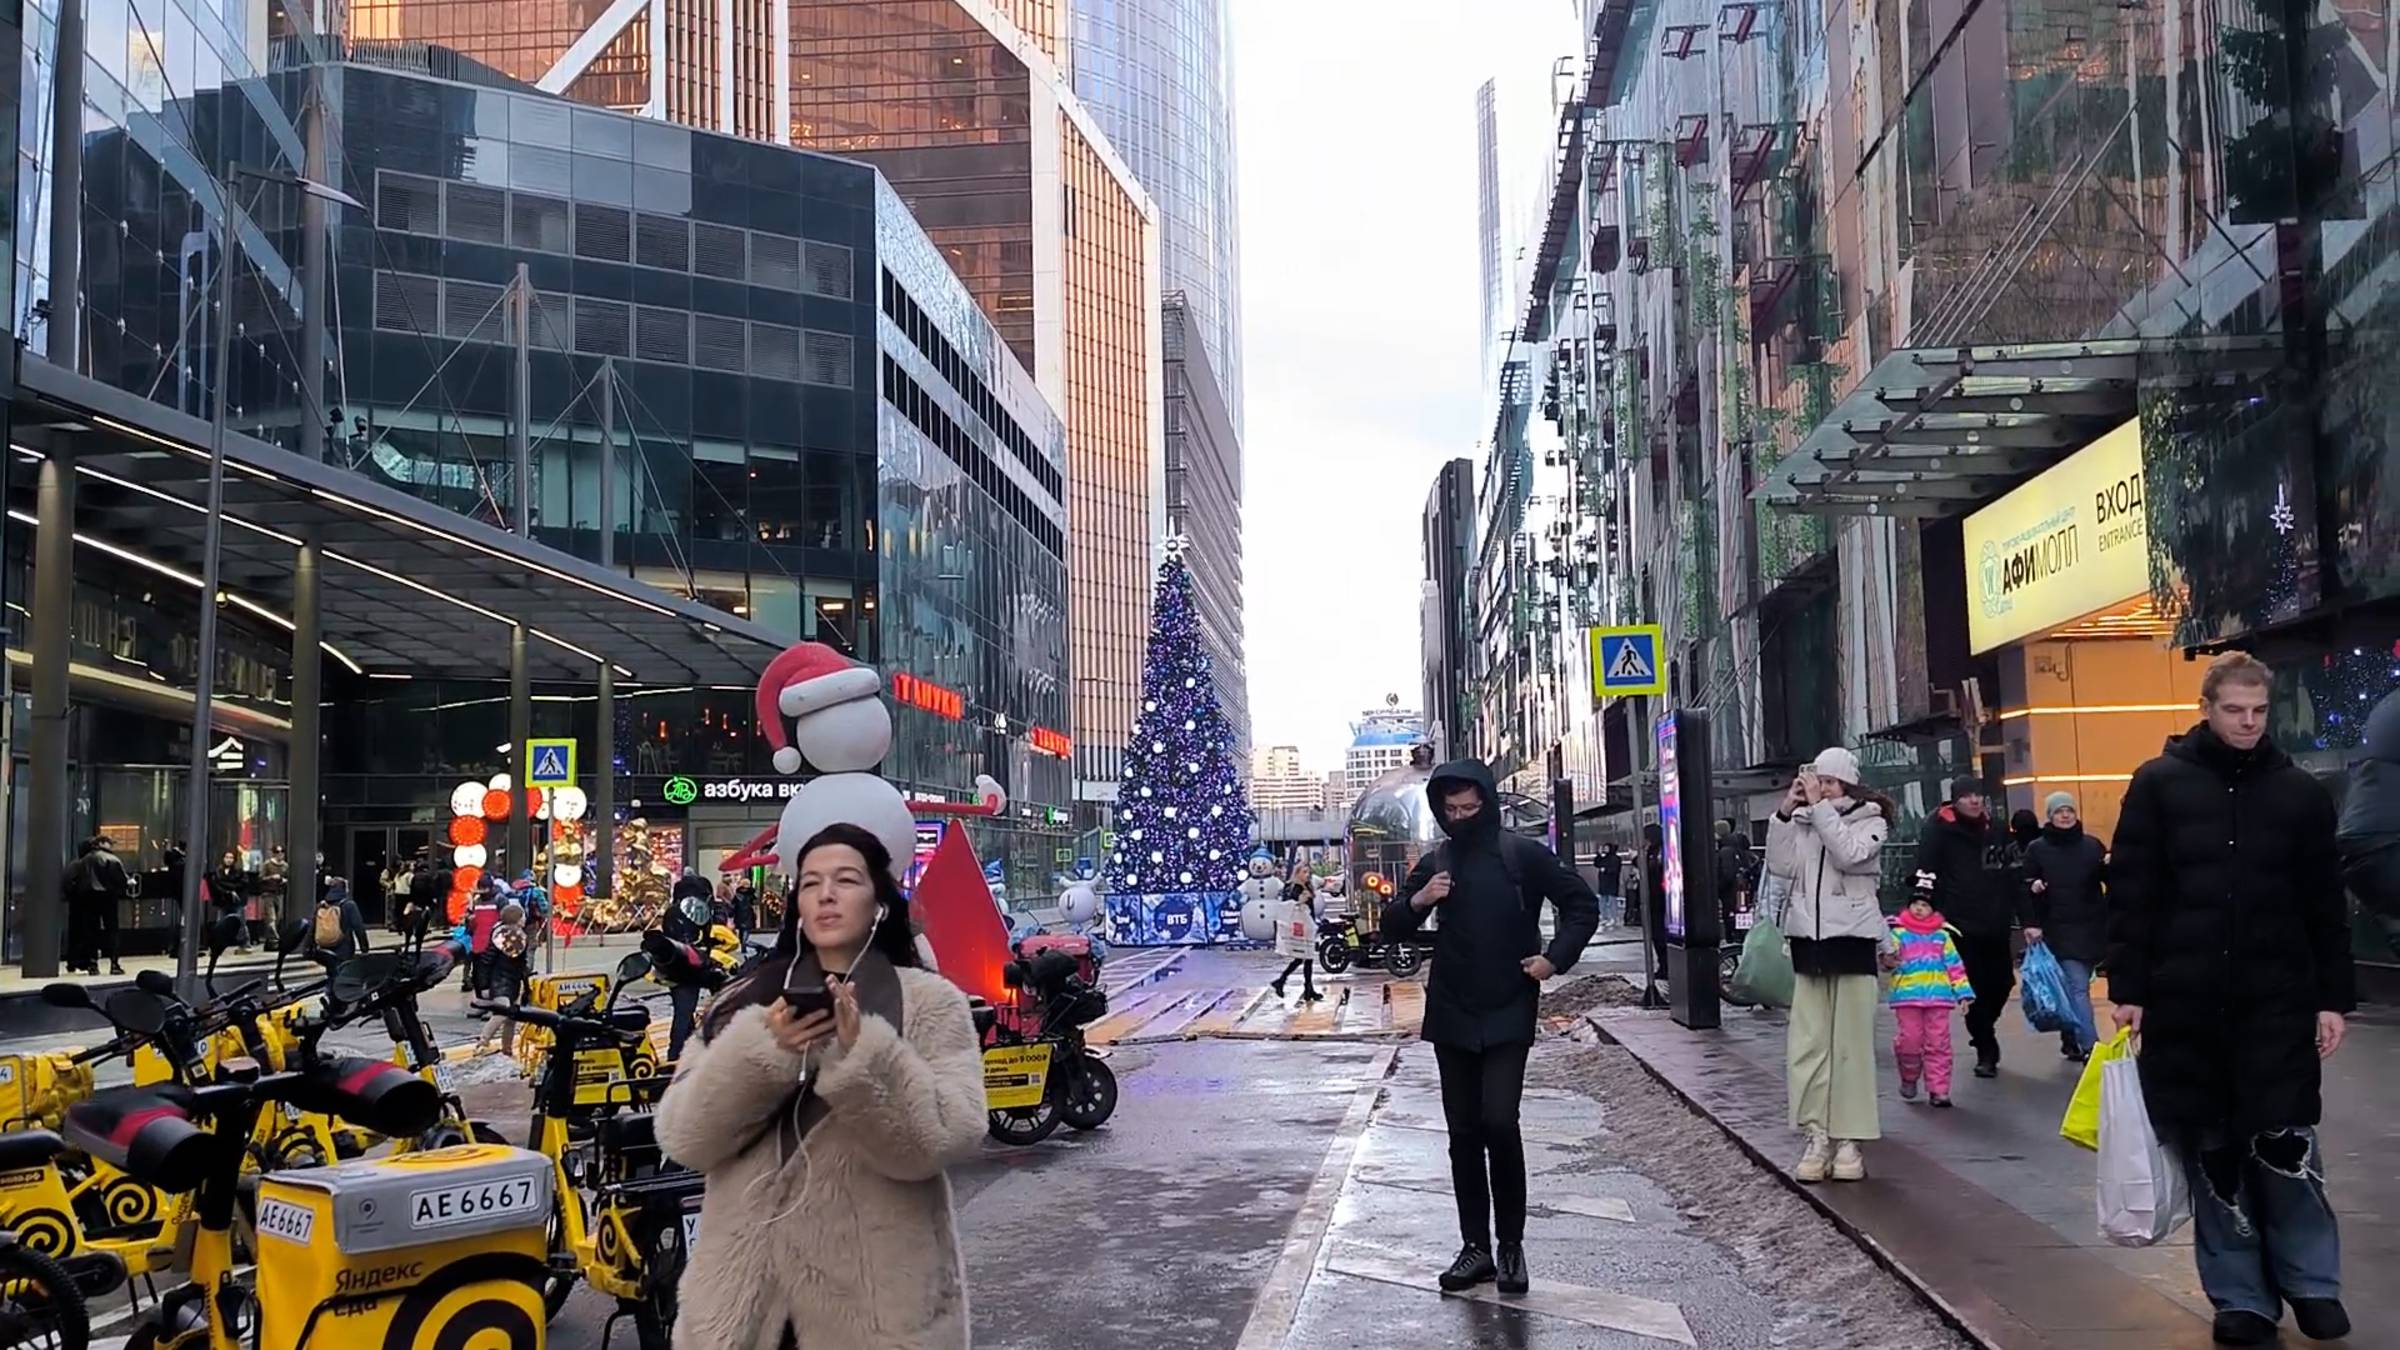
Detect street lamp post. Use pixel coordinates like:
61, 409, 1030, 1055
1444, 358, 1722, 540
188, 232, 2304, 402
177, 164, 364, 996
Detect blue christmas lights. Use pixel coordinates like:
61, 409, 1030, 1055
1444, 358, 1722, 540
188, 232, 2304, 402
1109, 556, 1256, 894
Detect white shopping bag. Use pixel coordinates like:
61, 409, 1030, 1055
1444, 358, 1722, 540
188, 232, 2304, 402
2095, 1052, 2190, 1247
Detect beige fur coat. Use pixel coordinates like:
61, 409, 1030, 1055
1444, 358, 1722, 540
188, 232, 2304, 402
655, 966, 988, 1350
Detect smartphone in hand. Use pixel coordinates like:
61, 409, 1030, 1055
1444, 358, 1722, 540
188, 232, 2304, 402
781, 969, 836, 1021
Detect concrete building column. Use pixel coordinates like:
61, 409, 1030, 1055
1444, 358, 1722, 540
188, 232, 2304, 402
287, 539, 322, 923
22, 458, 76, 975
594, 663, 615, 897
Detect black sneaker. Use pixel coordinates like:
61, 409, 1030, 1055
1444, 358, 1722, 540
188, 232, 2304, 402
1438, 1245, 1497, 1293
2292, 1297, 2351, 1341
1496, 1243, 1529, 1294
2211, 1310, 2277, 1346
1929, 1094, 1953, 1108
1973, 1058, 1999, 1079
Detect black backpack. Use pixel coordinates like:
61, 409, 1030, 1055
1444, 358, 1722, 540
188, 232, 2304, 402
1421, 837, 1530, 911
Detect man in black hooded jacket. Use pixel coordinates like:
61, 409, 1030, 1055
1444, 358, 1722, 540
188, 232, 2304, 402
1384, 759, 1601, 1296
1913, 777, 2018, 1076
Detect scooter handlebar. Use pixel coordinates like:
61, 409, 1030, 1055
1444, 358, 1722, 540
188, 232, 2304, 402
471, 1000, 642, 1046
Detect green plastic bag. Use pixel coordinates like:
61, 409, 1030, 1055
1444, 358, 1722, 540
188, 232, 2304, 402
1730, 917, 1795, 1009
2060, 1027, 2134, 1151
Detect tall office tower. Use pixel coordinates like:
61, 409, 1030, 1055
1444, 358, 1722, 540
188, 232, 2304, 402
1475, 79, 1501, 361
1162, 293, 1247, 757
1066, 0, 1243, 424
1067, 0, 1247, 766
346, 0, 1168, 822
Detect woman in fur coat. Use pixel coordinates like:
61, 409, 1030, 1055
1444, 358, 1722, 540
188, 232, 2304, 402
655, 822, 988, 1350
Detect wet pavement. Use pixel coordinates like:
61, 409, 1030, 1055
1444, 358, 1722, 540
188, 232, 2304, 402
1598, 988, 2396, 1350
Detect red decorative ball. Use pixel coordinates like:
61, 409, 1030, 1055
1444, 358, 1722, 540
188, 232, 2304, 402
450, 816, 486, 847
527, 787, 547, 818
482, 789, 512, 820
453, 865, 484, 895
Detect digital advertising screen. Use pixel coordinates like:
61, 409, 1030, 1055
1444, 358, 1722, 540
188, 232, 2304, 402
1656, 711, 1685, 941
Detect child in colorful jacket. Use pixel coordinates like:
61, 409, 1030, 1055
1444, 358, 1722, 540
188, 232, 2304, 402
1890, 871, 1976, 1106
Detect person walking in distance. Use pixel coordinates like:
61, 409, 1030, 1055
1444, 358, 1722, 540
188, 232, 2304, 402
1384, 759, 1601, 1295
1888, 876, 1974, 1107
1913, 777, 2016, 1078
1592, 843, 1624, 928
1269, 862, 1323, 1002
1765, 748, 1899, 1181
2022, 792, 2108, 1060
2109, 653, 2354, 1347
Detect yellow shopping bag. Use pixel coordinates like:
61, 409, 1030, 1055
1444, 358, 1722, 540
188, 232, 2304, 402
2060, 1027, 2134, 1150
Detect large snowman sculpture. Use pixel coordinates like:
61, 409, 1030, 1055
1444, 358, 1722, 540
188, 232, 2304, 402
730, 643, 1005, 897
1237, 851, 1281, 942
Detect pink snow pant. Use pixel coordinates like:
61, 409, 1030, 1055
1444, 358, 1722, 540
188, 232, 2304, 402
1893, 1005, 1955, 1096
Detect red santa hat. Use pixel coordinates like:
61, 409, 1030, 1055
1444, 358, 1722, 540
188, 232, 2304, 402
755, 642, 883, 775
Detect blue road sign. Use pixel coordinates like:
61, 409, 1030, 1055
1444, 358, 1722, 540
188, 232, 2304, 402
1589, 625, 1667, 699
526, 738, 578, 787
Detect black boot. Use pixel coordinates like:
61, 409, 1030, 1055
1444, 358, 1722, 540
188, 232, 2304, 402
1438, 1244, 1496, 1293
2211, 1311, 2277, 1346
1270, 978, 1288, 999
2292, 1298, 2351, 1341
1973, 1048, 1999, 1079
1496, 1243, 1528, 1294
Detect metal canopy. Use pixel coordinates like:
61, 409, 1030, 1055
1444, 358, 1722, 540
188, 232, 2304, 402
11, 356, 790, 685
1756, 337, 2285, 519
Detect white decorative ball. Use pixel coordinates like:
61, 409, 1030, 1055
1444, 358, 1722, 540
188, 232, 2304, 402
1163, 806, 1177, 818
488, 772, 511, 792
1061, 882, 1100, 923
553, 864, 583, 888
552, 787, 589, 822
1211, 805, 1223, 817
1179, 871, 1192, 884
1143, 700, 1156, 712
1141, 787, 1153, 798
1152, 740, 1166, 753
1186, 827, 1199, 839
453, 844, 487, 868
451, 782, 486, 817
1149, 850, 1163, 863
1184, 678, 1195, 688
1184, 720, 1195, 731
1129, 829, 1143, 841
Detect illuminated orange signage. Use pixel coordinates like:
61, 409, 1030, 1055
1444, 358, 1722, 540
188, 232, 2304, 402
891, 672, 964, 721
1030, 726, 1072, 757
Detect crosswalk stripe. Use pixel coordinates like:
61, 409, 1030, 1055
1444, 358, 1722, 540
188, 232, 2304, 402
1184, 986, 1271, 1037
1080, 988, 1179, 1043
1283, 986, 1348, 1035
1110, 990, 1227, 1043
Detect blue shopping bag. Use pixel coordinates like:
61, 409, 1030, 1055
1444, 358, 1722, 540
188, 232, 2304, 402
2018, 939, 2091, 1043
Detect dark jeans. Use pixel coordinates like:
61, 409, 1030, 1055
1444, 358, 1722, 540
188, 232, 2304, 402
2182, 1126, 2342, 1320
1433, 1041, 1532, 1250
1954, 933, 2015, 1060
67, 902, 120, 971
667, 983, 703, 1061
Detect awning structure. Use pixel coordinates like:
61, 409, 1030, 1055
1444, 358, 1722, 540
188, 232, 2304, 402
10, 356, 790, 685
1756, 337, 2287, 519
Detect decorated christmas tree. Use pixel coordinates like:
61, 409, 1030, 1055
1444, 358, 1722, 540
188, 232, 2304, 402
1110, 543, 1255, 900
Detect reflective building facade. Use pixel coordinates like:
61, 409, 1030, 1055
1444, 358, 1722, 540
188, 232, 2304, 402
11, 32, 1073, 904
1065, 0, 1242, 422
1161, 290, 1244, 753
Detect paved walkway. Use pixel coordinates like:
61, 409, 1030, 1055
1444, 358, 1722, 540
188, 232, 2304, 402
1597, 988, 2395, 1349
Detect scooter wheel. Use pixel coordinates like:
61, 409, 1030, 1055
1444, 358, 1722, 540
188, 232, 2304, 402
987, 1103, 1061, 1146
1059, 1056, 1118, 1131
1316, 939, 1352, 973
0, 1243, 90, 1350
1384, 942, 1423, 978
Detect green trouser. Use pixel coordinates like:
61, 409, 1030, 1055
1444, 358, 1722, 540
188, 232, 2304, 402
1787, 972, 1882, 1140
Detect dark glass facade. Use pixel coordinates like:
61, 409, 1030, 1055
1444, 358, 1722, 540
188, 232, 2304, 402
11, 44, 1073, 919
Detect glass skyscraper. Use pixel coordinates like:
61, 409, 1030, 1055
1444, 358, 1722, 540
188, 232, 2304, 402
1066, 0, 1241, 424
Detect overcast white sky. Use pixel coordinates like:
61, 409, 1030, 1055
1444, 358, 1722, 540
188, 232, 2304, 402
1232, 0, 1578, 772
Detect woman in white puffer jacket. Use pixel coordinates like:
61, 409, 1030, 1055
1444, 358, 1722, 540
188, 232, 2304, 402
1764, 746, 1900, 1185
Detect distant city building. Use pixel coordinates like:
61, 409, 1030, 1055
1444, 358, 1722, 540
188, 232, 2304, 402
1339, 705, 1425, 814
1475, 79, 1502, 362
1249, 744, 1324, 812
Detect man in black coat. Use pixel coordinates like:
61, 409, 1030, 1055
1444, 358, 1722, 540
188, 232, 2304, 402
2022, 791, 2106, 1059
1912, 777, 2017, 1076
2334, 684, 2400, 958
2109, 653, 2354, 1347
1385, 759, 1601, 1297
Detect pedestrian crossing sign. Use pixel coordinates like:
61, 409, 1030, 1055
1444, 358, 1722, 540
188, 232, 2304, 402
526, 738, 577, 788
1589, 625, 1667, 699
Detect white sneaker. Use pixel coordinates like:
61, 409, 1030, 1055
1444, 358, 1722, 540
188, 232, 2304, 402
1830, 1139, 1865, 1181
1794, 1129, 1832, 1183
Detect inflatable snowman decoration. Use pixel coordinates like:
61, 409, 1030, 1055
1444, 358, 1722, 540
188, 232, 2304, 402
729, 643, 1006, 910
1237, 851, 1281, 942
